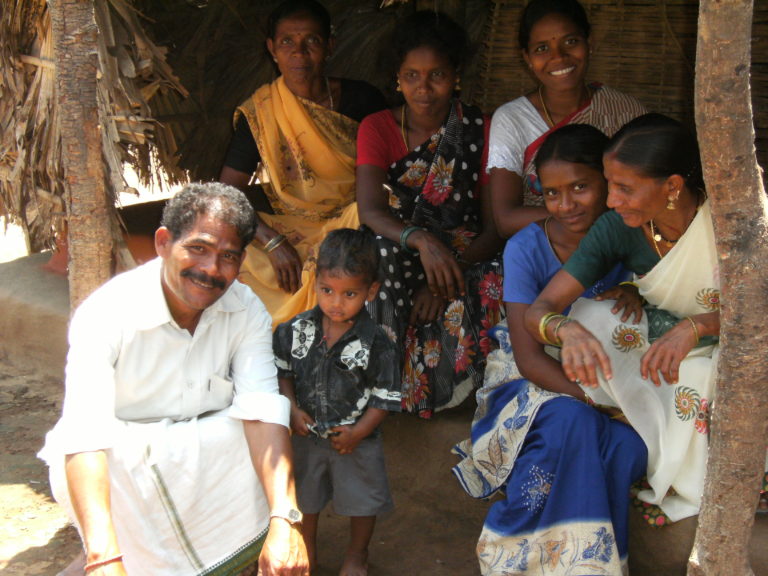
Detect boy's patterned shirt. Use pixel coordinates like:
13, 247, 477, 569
274, 306, 401, 437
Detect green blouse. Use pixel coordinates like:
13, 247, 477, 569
563, 210, 659, 288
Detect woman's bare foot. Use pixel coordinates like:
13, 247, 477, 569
339, 550, 368, 576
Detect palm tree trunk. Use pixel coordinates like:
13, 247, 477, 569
50, 0, 113, 310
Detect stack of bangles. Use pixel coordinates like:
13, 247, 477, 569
263, 234, 287, 253
400, 225, 425, 253
84, 554, 123, 573
538, 312, 573, 347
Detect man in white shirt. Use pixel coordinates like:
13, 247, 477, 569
40, 182, 308, 575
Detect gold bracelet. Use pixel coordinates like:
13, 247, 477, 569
685, 316, 700, 345
538, 312, 564, 346
618, 281, 639, 288
84, 554, 124, 573
264, 234, 287, 253
552, 316, 573, 346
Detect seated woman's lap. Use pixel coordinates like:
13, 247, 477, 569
487, 395, 646, 533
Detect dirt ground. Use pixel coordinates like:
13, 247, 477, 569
0, 356, 81, 575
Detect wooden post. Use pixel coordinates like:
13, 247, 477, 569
49, 0, 113, 310
690, 0, 768, 574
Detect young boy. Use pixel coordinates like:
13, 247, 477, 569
273, 228, 401, 576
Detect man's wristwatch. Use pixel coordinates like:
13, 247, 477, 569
270, 506, 303, 525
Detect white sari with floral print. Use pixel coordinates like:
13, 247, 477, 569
570, 200, 720, 521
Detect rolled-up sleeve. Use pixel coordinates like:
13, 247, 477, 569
228, 295, 290, 428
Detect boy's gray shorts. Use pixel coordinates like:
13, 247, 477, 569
292, 433, 394, 516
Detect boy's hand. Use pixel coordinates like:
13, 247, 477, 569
290, 406, 314, 437
328, 425, 363, 455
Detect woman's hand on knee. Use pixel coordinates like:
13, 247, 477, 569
641, 321, 696, 385
409, 285, 446, 325
267, 241, 303, 294
411, 231, 464, 300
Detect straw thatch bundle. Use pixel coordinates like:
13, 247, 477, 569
0, 0, 187, 251
1, 1, 61, 252
474, 0, 768, 168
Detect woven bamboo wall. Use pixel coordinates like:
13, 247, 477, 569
474, 0, 768, 169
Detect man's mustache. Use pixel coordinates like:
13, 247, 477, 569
181, 268, 227, 290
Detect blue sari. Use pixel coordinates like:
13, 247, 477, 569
452, 223, 647, 575
454, 379, 646, 574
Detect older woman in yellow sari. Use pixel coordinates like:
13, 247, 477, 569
220, 0, 387, 325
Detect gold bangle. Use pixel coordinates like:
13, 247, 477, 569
685, 316, 700, 345
264, 234, 287, 253
538, 312, 564, 346
618, 281, 639, 288
552, 316, 573, 346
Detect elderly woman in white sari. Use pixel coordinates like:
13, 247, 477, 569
526, 113, 720, 523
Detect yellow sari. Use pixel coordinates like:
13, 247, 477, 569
236, 77, 360, 326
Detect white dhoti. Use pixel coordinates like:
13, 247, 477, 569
41, 410, 269, 575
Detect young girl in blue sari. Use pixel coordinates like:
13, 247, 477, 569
454, 124, 647, 575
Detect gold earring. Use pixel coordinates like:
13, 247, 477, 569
396, 78, 402, 92
667, 193, 678, 210
455, 76, 461, 91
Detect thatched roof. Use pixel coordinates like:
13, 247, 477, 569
1, 0, 766, 253
0, 0, 186, 251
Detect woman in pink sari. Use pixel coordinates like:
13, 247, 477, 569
488, 0, 646, 238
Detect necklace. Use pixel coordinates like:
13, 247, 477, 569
648, 202, 700, 259
648, 223, 664, 259
538, 85, 555, 127
400, 104, 409, 150
649, 220, 678, 247
543, 216, 563, 264
538, 84, 592, 128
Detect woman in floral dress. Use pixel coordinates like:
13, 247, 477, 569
356, 11, 504, 417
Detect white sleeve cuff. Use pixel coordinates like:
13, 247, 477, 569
229, 392, 290, 428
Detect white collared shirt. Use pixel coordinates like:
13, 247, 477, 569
51, 258, 289, 455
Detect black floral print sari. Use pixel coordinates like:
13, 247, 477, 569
366, 99, 503, 418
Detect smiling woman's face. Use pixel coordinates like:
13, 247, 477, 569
539, 159, 608, 235
604, 154, 668, 228
267, 13, 329, 87
523, 12, 590, 92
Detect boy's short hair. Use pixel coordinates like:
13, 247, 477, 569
316, 228, 380, 284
